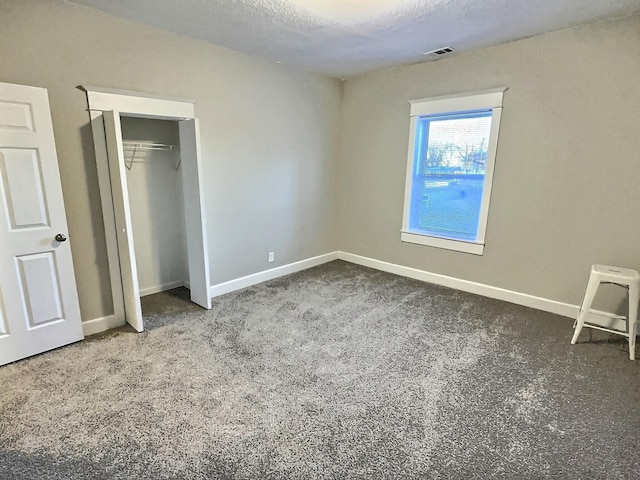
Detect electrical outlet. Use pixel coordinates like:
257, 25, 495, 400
268, 252, 275, 262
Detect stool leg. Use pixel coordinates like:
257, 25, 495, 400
572, 275, 600, 345
628, 284, 638, 361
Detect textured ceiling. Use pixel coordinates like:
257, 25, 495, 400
68, 0, 640, 78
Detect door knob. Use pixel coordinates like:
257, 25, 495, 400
55, 233, 67, 242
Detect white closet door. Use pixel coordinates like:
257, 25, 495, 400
0, 82, 83, 365
179, 119, 211, 309
103, 111, 144, 332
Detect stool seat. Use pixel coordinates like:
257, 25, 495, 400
571, 264, 640, 360
591, 264, 640, 283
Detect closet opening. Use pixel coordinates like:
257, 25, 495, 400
120, 116, 189, 315
83, 86, 211, 335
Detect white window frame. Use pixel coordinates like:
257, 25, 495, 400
401, 88, 507, 255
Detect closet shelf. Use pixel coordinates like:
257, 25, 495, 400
122, 141, 181, 170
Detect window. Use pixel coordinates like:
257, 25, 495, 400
401, 88, 506, 255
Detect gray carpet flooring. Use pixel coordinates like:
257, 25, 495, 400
1, 260, 640, 479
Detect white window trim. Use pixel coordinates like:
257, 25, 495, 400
401, 87, 507, 255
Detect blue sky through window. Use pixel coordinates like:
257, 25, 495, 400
409, 111, 493, 241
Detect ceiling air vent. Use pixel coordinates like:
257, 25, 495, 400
422, 46, 456, 60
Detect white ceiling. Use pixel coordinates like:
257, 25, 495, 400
68, 0, 640, 78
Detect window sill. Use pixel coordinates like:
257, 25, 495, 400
400, 231, 484, 255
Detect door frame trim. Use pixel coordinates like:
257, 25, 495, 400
81, 86, 204, 329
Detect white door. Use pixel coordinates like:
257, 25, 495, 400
179, 119, 211, 309
103, 111, 144, 332
0, 82, 83, 366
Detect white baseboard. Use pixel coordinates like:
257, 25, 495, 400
337, 251, 577, 318
82, 253, 339, 337
209, 252, 339, 298
139, 280, 185, 297
82, 314, 125, 337
336, 251, 634, 332
82, 250, 630, 337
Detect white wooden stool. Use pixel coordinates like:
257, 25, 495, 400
571, 265, 640, 360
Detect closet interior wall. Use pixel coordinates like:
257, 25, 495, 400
120, 116, 188, 297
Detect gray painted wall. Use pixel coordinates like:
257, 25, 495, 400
1, 0, 637, 323
0, 0, 342, 322
338, 14, 640, 308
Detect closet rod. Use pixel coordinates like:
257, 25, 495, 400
122, 142, 179, 151
122, 142, 181, 171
